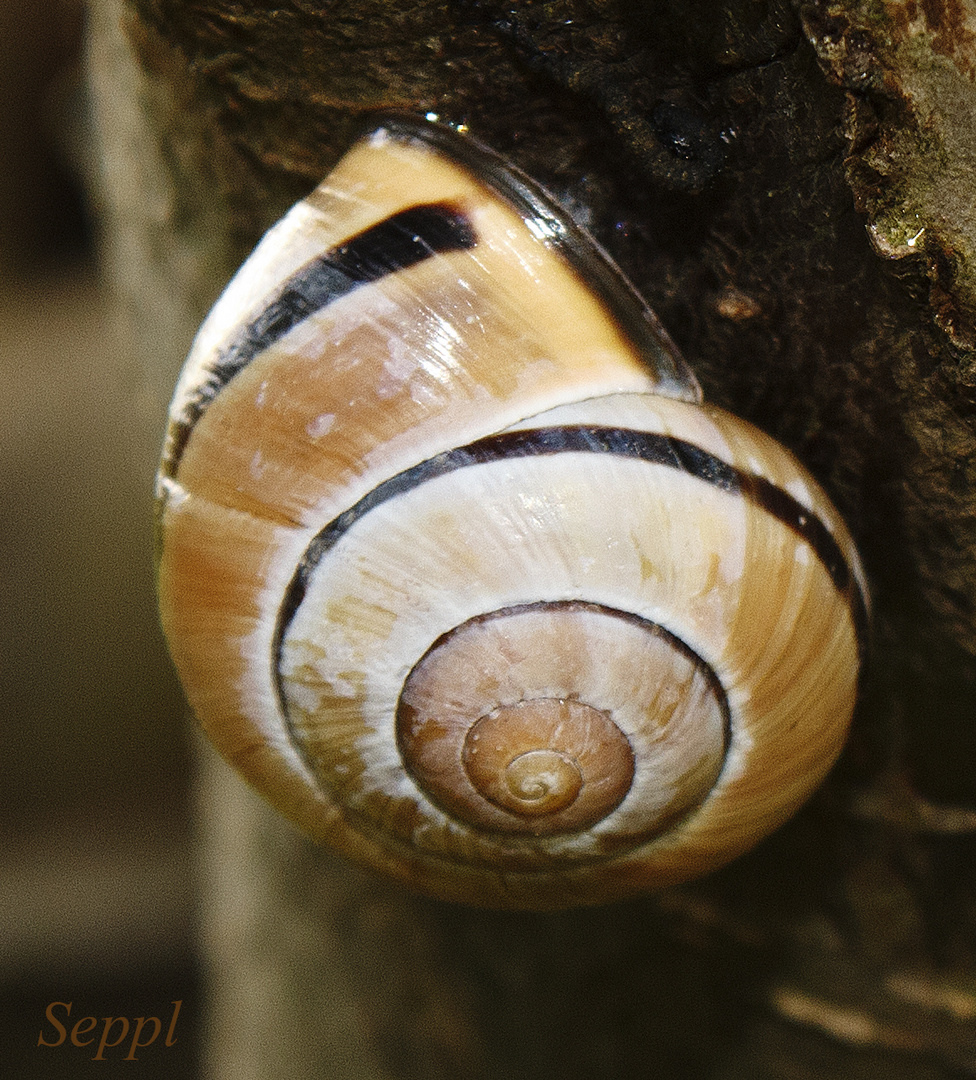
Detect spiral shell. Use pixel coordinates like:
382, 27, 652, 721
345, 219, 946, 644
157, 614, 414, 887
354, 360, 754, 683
156, 116, 868, 909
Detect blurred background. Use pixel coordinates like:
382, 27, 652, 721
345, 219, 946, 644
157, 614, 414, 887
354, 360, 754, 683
0, 1, 200, 1074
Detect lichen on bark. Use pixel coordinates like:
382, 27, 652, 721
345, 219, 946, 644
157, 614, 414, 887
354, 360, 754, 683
802, 0, 976, 346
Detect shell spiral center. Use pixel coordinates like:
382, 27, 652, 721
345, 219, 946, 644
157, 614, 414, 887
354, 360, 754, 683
394, 602, 728, 840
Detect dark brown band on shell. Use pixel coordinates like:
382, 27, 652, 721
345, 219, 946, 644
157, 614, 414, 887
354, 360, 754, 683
371, 115, 695, 397
272, 425, 868, 728
162, 203, 477, 477
161, 117, 701, 482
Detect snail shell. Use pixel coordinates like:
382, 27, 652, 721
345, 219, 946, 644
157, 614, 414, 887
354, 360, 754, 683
156, 116, 868, 910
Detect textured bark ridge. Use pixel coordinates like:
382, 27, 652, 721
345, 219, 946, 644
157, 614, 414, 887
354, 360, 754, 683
92, 1, 976, 1076
801, 0, 976, 684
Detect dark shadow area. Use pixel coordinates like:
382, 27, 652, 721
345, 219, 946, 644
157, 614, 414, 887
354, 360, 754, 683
0, 5, 199, 1076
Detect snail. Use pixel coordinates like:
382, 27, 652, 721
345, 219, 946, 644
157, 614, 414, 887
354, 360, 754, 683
155, 115, 868, 910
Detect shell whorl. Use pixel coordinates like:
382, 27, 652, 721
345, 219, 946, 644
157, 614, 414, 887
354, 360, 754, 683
156, 116, 868, 909
395, 602, 725, 837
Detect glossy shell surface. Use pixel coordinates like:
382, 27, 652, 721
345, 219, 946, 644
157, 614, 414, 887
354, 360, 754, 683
156, 118, 867, 909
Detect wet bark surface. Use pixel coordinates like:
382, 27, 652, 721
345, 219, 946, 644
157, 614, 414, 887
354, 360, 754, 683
91, 1, 976, 1076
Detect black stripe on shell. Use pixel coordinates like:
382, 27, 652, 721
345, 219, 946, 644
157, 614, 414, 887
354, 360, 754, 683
162, 203, 476, 477
272, 425, 869, 710
372, 115, 696, 400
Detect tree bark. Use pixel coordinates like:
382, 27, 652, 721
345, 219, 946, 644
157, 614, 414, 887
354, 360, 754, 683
89, 1, 976, 1076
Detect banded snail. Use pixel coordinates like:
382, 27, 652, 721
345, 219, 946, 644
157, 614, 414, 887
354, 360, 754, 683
156, 115, 868, 910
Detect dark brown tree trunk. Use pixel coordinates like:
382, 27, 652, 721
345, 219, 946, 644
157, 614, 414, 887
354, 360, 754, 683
89, 1, 976, 1076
